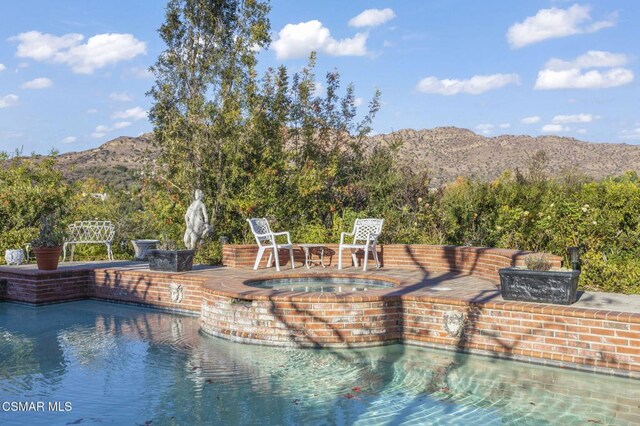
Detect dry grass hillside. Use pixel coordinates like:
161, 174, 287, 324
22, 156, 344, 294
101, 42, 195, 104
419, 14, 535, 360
371, 127, 640, 185
43, 133, 158, 188
30, 127, 640, 187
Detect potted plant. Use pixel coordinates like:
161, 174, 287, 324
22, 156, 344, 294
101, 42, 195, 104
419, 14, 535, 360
31, 214, 66, 270
147, 238, 194, 272
499, 254, 580, 305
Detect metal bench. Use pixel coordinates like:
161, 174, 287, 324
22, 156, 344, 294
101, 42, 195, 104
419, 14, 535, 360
63, 221, 115, 262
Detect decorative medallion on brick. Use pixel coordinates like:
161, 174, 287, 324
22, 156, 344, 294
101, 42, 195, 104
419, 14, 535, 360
169, 283, 184, 303
443, 310, 466, 337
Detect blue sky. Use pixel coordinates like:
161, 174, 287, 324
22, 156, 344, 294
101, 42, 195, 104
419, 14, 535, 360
0, 1, 638, 154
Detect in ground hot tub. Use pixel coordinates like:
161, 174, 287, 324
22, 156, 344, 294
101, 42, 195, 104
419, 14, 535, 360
201, 274, 401, 348
246, 277, 394, 293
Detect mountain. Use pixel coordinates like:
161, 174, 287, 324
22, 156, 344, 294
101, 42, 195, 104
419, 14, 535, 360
39, 128, 640, 187
371, 127, 640, 185
45, 133, 158, 188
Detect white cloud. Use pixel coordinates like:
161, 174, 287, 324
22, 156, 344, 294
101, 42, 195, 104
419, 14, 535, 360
0, 94, 19, 108
111, 106, 147, 121
541, 124, 570, 132
521, 116, 541, 124
109, 92, 133, 102
348, 8, 396, 28
20, 77, 52, 89
577, 129, 587, 134
353, 97, 363, 107
11, 31, 83, 60
91, 124, 108, 138
91, 120, 132, 138
619, 128, 640, 141
499, 123, 511, 129
416, 73, 520, 95
535, 51, 634, 90
10, 31, 146, 74
113, 121, 131, 129
551, 113, 597, 124
271, 20, 368, 59
535, 68, 633, 89
0, 64, 6, 72
61, 136, 77, 144
475, 124, 494, 134
507, 4, 616, 48
544, 50, 629, 70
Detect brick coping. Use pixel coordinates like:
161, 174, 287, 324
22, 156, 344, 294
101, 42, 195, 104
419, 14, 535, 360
201, 269, 640, 322
222, 243, 564, 283
2, 261, 640, 320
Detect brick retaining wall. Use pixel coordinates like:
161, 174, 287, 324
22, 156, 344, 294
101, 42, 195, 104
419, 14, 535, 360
201, 293, 401, 347
200, 287, 640, 376
222, 244, 562, 282
90, 269, 206, 312
0, 266, 205, 312
401, 297, 640, 376
0, 278, 6, 300
0, 269, 89, 304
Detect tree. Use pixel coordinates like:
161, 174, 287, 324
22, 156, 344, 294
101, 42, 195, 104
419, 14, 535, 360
148, 0, 383, 243
148, 0, 271, 228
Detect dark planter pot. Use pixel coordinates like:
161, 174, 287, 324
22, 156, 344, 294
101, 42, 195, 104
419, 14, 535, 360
32, 246, 63, 271
148, 249, 194, 272
499, 268, 580, 305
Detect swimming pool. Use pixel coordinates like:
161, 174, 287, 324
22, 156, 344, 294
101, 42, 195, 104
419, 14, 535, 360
1, 301, 638, 425
246, 277, 395, 292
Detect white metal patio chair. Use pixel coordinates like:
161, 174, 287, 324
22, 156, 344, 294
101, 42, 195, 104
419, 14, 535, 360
246, 218, 296, 272
338, 218, 384, 271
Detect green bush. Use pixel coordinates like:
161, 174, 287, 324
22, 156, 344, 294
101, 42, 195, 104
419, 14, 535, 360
0, 156, 71, 258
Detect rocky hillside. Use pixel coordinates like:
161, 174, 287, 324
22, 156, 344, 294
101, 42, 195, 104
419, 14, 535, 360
46, 133, 158, 188
371, 127, 640, 186
41, 128, 640, 187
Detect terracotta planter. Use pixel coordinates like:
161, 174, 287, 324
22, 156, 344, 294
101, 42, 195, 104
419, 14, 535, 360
32, 246, 63, 270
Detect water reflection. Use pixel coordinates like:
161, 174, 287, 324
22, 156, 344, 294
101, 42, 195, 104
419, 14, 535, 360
0, 301, 637, 425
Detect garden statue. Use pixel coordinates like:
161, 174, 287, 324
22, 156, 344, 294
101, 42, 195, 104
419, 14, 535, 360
183, 189, 211, 250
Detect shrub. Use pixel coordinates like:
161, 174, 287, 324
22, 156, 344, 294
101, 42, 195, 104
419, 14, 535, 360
525, 254, 552, 271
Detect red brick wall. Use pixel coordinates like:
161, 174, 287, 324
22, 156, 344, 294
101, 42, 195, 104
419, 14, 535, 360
222, 244, 562, 282
401, 298, 640, 375
89, 269, 206, 312
0, 270, 89, 304
201, 292, 401, 347
200, 288, 640, 376
0, 278, 7, 300
0, 268, 206, 312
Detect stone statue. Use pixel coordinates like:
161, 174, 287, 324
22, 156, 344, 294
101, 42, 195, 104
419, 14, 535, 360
184, 189, 211, 250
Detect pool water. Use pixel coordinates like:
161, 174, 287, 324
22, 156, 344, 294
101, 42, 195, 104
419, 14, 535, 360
247, 277, 395, 292
0, 301, 638, 425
